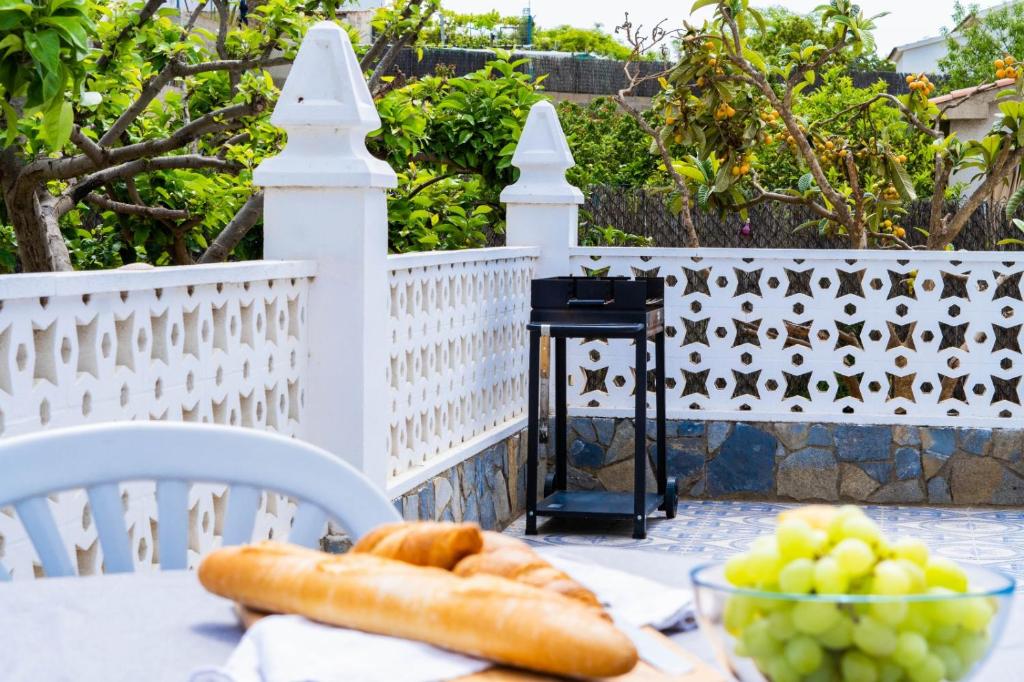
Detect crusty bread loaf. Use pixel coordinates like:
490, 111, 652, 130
351, 521, 483, 570
198, 542, 637, 678
453, 531, 602, 608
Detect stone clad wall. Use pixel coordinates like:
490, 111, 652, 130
561, 418, 1024, 506
393, 430, 532, 530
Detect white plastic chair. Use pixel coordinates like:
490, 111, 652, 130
0, 422, 401, 580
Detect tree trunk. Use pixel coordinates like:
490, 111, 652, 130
4, 186, 73, 272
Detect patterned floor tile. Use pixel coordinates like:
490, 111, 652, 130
505, 501, 1024, 589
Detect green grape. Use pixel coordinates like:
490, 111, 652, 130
931, 643, 964, 681
901, 603, 934, 637
895, 559, 926, 593
877, 659, 905, 682
928, 589, 968, 626
732, 637, 749, 657
960, 596, 994, 632
924, 557, 968, 592
742, 617, 779, 657
843, 515, 883, 547
892, 537, 929, 567
954, 631, 989, 666
769, 608, 797, 640
794, 601, 842, 635
853, 616, 898, 657
829, 506, 866, 542
812, 529, 831, 555
894, 630, 928, 665
906, 653, 945, 682
766, 656, 801, 682
841, 650, 879, 682
870, 600, 908, 627
785, 635, 825, 674
815, 556, 851, 594
780, 557, 816, 594
724, 595, 757, 635
833, 538, 876, 579
778, 518, 818, 560
806, 660, 841, 682
874, 560, 911, 595
725, 553, 753, 587
748, 544, 783, 587
929, 623, 959, 644
818, 615, 855, 649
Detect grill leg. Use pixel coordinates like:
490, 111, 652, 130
633, 332, 647, 540
655, 329, 667, 499
555, 336, 567, 491
526, 328, 540, 535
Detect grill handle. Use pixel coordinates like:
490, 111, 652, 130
566, 297, 614, 307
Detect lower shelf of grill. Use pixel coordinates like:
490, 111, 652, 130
535, 490, 664, 519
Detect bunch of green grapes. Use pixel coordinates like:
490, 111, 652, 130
722, 506, 996, 682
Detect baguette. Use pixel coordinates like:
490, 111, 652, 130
453, 531, 602, 609
198, 542, 637, 678
351, 521, 483, 570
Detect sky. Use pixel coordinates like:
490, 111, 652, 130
441, 0, 1004, 57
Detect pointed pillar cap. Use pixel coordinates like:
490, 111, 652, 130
255, 21, 396, 188
500, 101, 584, 205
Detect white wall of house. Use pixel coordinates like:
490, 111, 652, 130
890, 36, 951, 74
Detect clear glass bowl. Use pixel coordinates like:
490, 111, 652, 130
690, 562, 1015, 682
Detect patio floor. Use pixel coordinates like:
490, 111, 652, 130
505, 500, 1024, 590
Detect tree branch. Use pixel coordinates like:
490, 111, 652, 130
933, 145, 1024, 247
198, 191, 264, 263
65, 155, 241, 205
84, 193, 190, 220
96, 0, 166, 70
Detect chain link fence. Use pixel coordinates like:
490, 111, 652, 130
583, 185, 1024, 250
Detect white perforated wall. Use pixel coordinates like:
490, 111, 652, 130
386, 248, 537, 482
0, 261, 314, 578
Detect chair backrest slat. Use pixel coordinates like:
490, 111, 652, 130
86, 483, 134, 574
156, 480, 190, 571
0, 423, 402, 579
289, 503, 329, 548
222, 484, 260, 546
15, 497, 75, 578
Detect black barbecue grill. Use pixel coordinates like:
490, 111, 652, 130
525, 275, 676, 540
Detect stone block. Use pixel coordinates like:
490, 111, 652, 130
840, 463, 879, 501
448, 468, 464, 521
661, 441, 704, 487
927, 476, 952, 503
948, 455, 1004, 504
567, 465, 601, 490
922, 427, 956, 458
479, 488, 497, 529
892, 425, 921, 447
433, 476, 453, 518
777, 447, 838, 501
959, 428, 992, 456
490, 469, 511, 524
708, 422, 731, 452
808, 424, 833, 447
868, 480, 925, 503
993, 469, 1024, 505
568, 439, 606, 469
597, 458, 658, 492
775, 423, 810, 450
593, 418, 615, 445
859, 461, 893, 484
677, 420, 706, 437
402, 494, 418, 521
835, 424, 890, 462
462, 488, 480, 523
894, 447, 922, 481
607, 420, 638, 464
923, 452, 950, 479
570, 417, 596, 442
707, 423, 776, 495
991, 430, 1022, 463
418, 483, 435, 521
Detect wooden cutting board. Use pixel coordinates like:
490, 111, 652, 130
236, 605, 724, 682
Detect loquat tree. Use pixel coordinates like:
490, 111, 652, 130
615, 0, 1024, 250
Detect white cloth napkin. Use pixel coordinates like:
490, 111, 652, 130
189, 615, 491, 682
191, 549, 695, 682
541, 553, 695, 630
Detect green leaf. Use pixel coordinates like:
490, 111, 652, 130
798, 173, 814, 193
690, 0, 720, 12
885, 151, 917, 202
1006, 183, 1024, 221
0, 97, 18, 146
40, 99, 72, 151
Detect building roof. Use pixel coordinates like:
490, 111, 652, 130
929, 77, 1015, 105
